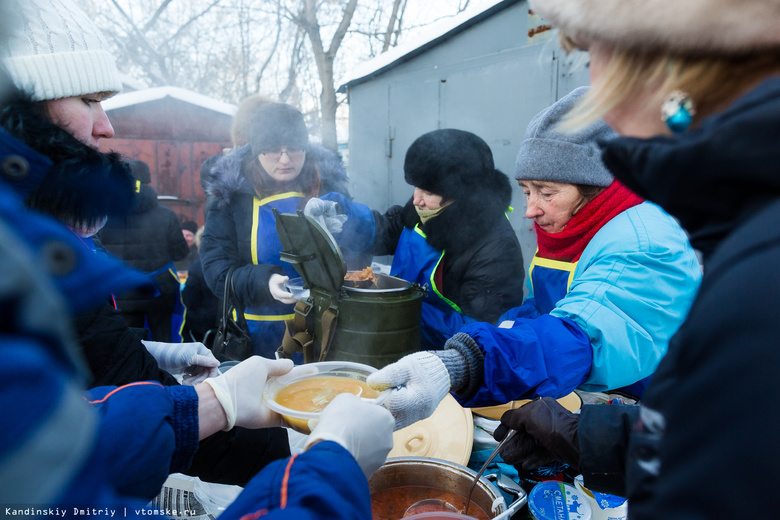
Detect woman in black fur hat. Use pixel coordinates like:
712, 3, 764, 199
308, 128, 525, 349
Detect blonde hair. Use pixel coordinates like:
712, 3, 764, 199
195, 226, 205, 249
560, 34, 780, 131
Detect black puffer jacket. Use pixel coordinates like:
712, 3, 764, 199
99, 183, 189, 312
99, 183, 189, 272
577, 77, 780, 520
368, 171, 525, 325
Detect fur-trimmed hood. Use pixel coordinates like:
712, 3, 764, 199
529, 0, 780, 54
204, 144, 254, 209
0, 91, 134, 229
204, 143, 352, 208
400, 165, 515, 256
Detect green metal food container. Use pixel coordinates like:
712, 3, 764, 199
275, 210, 423, 369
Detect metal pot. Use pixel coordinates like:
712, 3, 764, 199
370, 457, 527, 519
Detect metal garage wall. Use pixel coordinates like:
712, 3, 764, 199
344, 0, 589, 276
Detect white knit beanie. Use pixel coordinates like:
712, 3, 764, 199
2, 0, 122, 102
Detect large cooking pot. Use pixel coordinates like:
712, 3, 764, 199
370, 457, 527, 520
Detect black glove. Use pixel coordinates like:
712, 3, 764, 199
493, 397, 580, 471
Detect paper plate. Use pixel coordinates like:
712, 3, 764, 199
470, 392, 582, 420
388, 394, 474, 466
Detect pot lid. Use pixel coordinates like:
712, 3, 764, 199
470, 392, 582, 420
389, 394, 474, 466
274, 209, 346, 294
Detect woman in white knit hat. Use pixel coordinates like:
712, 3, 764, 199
0, 0, 394, 516
488, 1, 780, 518
2, 0, 121, 148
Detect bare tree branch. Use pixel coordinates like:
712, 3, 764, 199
141, 0, 175, 34
381, 0, 403, 53
161, 0, 222, 50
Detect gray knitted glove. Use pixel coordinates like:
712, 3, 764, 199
366, 351, 451, 430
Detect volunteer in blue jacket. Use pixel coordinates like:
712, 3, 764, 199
200, 103, 319, 359
306, 129, 526, 348
0, 94, 393, 515
368, 88, 702, 429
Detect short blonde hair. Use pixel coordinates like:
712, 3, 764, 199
560, 34, 780, 131
195, 226, 205, 249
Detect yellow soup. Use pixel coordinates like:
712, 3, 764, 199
275, 375, 380, 413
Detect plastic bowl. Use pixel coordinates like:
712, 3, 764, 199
284, 277, 310, 301
263, 361, 390, 434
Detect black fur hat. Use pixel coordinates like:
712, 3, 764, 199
250, 103, 309, 156
404, 129, 495, 202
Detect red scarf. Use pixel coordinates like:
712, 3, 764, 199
535, 181, 644, 262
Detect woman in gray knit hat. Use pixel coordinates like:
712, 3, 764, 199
366, 87, 701, 433
488, 1, 780, 518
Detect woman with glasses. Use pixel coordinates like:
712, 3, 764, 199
200, 102, 321, 359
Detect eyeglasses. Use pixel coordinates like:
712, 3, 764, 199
260, 147, 306, 161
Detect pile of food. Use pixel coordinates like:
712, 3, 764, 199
344, 266, 379, 287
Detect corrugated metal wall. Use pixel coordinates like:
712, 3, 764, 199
344, 0, 589, 276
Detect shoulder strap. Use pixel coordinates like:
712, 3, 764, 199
223, 266, 249, 329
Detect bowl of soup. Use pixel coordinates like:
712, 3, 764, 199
263, 361, 390, 434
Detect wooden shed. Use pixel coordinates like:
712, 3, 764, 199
100, 86, 237, 227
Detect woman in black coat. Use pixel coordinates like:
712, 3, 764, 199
310, 129, 526, 348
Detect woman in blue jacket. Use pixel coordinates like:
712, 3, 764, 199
200, 103, 321, 359
367, 88, 702, 429
0, 99, 392, 517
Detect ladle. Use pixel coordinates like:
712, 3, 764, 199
402, 429, 517, 518
463, 428, 516, 516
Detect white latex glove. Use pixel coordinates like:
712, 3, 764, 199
269, 274, 297, 304
142, 340, 220, 384
366, 351, 451, 430
303, 198, 348, 235
304, 393, 394, 478
203, 356, 295, 430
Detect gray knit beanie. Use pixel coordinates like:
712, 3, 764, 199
250, 103, 309, 156
514, 87, 615, 187
1, 0, 122, 102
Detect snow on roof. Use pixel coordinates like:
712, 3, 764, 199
338, 0, 518, 91
103, 86, 237, 116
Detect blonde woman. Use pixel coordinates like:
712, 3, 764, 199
492, 0, 780, 518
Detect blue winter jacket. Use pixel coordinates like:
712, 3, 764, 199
0, 126, 200, 502
1, 127, 371, 517
459, 202, 701, 406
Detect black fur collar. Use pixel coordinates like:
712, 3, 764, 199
0, 91, 134, 228
400, 167, 515, 256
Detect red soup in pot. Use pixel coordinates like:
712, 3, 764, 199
371, 485, 491, 520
